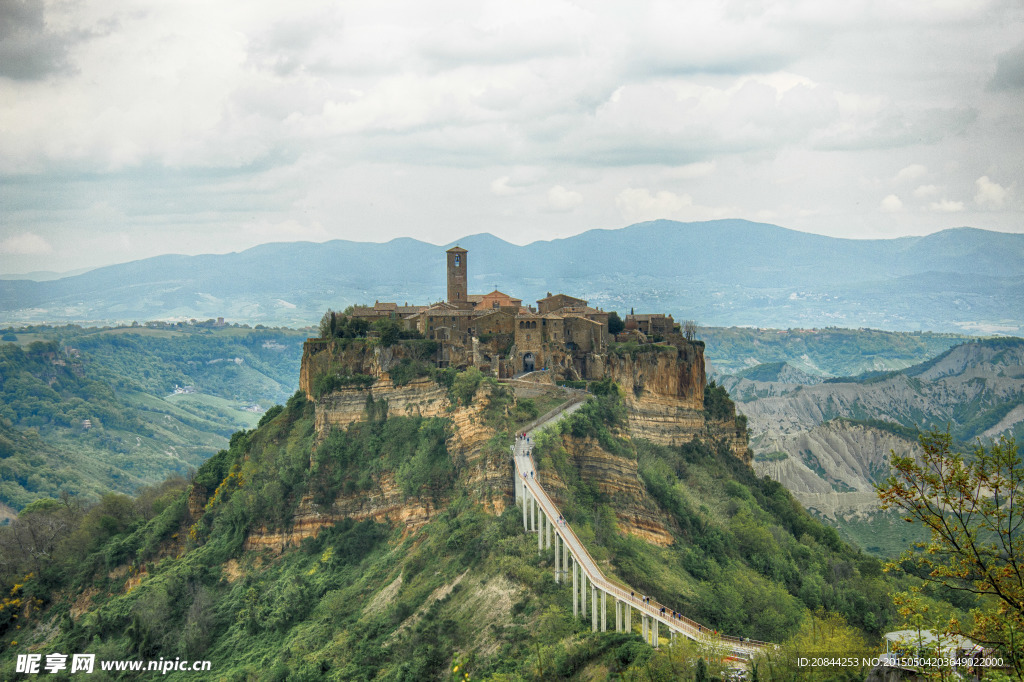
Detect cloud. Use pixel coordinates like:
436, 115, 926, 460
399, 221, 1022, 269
989, 41, 1024, 91
547, 185, 583, 211
974, 176, 1008, 208
913, 184, 939, 199
929, 199, 964, 212
880, 194, 903, 212
614, 187, 736, 223
490, 176, 522, 196
894, 164, 928, 182
616, 188, 693, 222
667, 161, 716, 179
0, 231, 53, 255
0, 0, 82, 80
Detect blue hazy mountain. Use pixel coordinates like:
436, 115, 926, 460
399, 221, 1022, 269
2, 219, 1022, 333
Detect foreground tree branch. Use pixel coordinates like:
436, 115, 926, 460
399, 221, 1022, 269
877, 430, 1023, 680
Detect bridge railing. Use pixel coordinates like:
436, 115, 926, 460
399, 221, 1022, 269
515, 420, 770, 656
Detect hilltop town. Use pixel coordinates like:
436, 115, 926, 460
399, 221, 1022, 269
322, 246, 685, 382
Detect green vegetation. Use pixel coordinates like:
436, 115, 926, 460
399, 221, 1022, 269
880, 430, 1024, 677
837, 417, 921, 441
0, 357, 979, 679
0, 325, 305, 510
702, 380, 734, 421
312, 372, 376, 396
832, 510, 932, 559
734, 361, 789, 382
0, 384, 690, 680
529, 383, 892, 643
753, 451, 788, 462
608, 311, 625, 335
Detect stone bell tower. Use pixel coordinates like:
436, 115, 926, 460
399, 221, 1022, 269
446, 246, 468, 306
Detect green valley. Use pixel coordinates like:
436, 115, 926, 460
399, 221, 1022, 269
0, 324, 306, 510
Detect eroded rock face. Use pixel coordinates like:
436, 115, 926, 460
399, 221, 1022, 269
540, 435, 675, 547
595, 341, 708, 446
313, 377, 451, 437
249, 335, 743, 556
243, 375, 516, 553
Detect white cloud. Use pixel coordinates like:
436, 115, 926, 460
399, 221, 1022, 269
667, 161, 716, 180
616, 188, 693, 222
614, 187, 736, 223
880, 194, 903, 212
547, 185, 583, 212
0, 232, 53, 256
913, 184, 939, 199
490, 176, 521, 196
894, 164, 928, 182
974, 176, 1008, 208
929, 199, 965, 212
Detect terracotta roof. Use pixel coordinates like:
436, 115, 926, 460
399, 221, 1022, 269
446, 245, 467, 253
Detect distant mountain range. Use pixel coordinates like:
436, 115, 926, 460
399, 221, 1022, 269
2, 219, 1022, 333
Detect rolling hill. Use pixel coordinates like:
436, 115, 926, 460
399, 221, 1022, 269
3, 220, 1022, 334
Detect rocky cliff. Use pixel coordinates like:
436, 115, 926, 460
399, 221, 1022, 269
594, 340, 707, 446
540, 435, 675, 546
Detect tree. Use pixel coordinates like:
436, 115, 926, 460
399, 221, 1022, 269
318, 309, 334, 339
682, 320, 698, 341
608, 311, 625, 335
877, 430, 1023, 679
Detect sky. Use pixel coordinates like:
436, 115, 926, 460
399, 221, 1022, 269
1, 0, 1022, 276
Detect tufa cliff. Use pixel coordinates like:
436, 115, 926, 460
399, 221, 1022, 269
257, 334, 750, 553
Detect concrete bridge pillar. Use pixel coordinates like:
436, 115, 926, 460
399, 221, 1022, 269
653, 618, 659, 648
538, 511, 543, 554
581, 571, 588, 618
642, 615, 648, 642
591, 585, 598, 632
600, 591, 607, 632
554, 532, 560, 583
545, 513, 551, 549
515, 459, 522, 503
522, 486, 528, 530
572, 561, 578, 617
614, 599, 621, 632
562, 535, 568, 578
625, 602, 632, 632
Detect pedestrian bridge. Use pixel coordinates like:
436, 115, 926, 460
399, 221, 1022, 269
512, 395, 769, 660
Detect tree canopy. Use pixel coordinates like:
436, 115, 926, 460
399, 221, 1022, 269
878, 430, 1023, 678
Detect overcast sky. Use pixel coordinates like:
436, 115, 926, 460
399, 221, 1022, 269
1, 0, 1022, 275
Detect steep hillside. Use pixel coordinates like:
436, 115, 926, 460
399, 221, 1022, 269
0, 325, 305, 509
732, 338, 1024, 550
740, 338, 1024, 442
0, 360, 892, 679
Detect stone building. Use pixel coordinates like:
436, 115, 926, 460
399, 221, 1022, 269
331, 245, 688, 380
626, 313, 677, 337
